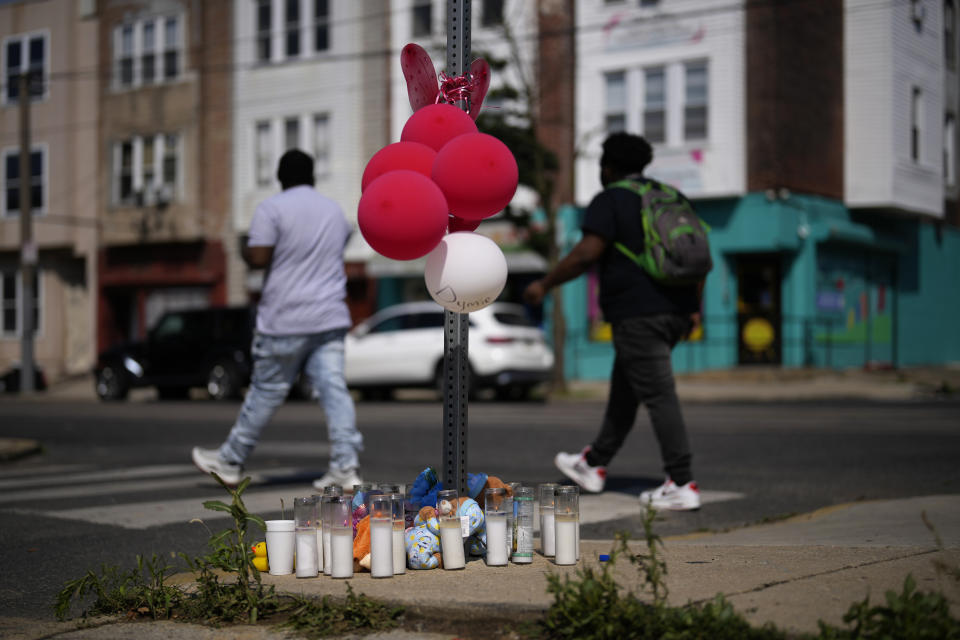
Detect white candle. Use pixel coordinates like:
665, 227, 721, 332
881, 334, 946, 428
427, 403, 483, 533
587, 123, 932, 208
331, 528, 354, 578
392, 521, 406, 574
370, 519, 393, 578
541, 508, 556, 556
316, 528, 323, 570
485, 514, 508, 566
322, 528, 332, 575
439, 518, 465, 570
554, 514, 577, 565
295, 531, 318, 577
576, 517, 580, 560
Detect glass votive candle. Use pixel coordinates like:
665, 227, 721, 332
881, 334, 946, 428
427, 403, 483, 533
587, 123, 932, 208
512, 486, 534, 563
320, 486, 342, 576
379, 483, 401, 495
391, 493, 406, 574
294, 496, 319, 578
538, 482, 559, 557
368, 495, 394, 578
557, 485, 580, 559
328, 496, 353, 579
483, 487, 508, 566
554, 486, 579, 566
436, 488, 465, 570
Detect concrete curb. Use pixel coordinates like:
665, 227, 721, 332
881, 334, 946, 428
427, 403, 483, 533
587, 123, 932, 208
0, 437, 41, 461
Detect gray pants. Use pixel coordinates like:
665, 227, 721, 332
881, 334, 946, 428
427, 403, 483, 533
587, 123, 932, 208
587, 313, 694, 486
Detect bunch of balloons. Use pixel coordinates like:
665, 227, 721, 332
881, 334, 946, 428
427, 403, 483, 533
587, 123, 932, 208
358, 49, 518, 313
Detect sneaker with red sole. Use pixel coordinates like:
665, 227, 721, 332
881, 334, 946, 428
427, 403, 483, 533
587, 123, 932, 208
639, 478, 701, 511
554, 447, 606, 493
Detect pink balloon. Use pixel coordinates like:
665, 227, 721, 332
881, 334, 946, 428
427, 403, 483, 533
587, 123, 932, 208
361, 142, 436, 192
448, 215, 482, 233
400, 104, 478, 152
358, 170, 449, 261
432, 133, 518, 221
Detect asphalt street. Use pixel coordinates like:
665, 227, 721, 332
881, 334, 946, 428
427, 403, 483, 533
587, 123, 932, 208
1, 396, 958, 621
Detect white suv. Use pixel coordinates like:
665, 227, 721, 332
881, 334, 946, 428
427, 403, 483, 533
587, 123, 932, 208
345, 301, 554, 400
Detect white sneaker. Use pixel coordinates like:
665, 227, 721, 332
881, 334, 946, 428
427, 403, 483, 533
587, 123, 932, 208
312, 467, 362, 491
192, 447, 243, 487
639, 478, 701, 511
554, 447, 606, 493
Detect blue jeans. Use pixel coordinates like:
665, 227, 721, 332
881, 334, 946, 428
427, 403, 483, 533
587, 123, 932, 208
219, 329, 362, 471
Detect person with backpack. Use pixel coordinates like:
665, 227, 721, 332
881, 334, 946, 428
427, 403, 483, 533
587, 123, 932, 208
523, 132, 711, 511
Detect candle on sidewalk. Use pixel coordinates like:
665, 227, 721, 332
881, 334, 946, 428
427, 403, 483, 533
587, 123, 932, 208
294, 496, 319, 578
554, 486, 579, 565
484, 487, 508, 566
437, 489, 465, 570
539, 483, 559, 557
369, 495, 393, 578
391, 493, 407, 574
320, 485, 342, 576
329, 496, 353, 578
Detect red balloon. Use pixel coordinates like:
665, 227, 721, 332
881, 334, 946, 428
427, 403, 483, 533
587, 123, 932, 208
400, 104, 478, 152
432, 133, 518, 220
448, 215, 482, 232
361, 141, 436, 192
358, 170, 449, 261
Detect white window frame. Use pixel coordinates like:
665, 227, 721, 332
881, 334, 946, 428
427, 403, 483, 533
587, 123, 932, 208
0, 268, 42, 338
604, 70, 628, 134
946, 0, 957, 71
255, 120, 274, 187
256, 0, 334, 64
113, 15, 184, 90
313, 112, 331, 179
111, 134, 181, 206
911, 86, 924, 163
314, 0, 331, 52
643, 66, 667, 144
683, 59, 709, 141
2, 144, 48, 218
412, 0, 433, 38
2, 30, 50, 105
946, 113, 957, 186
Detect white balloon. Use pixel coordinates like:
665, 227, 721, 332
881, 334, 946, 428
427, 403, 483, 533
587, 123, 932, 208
424, 232, 508, 313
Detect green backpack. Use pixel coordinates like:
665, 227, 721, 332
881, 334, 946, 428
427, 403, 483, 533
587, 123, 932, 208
608, 178, 713, 285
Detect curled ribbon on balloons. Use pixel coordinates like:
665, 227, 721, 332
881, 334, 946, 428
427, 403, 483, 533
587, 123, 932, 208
401, 43, 490, 120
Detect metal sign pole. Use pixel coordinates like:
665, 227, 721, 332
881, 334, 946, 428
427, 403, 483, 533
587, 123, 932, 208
442, 0, 471, 499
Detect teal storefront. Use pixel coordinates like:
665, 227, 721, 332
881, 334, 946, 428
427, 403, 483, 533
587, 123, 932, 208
552, 194, 960, 380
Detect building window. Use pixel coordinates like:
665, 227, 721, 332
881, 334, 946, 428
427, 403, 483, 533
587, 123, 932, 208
315, 0, 330, 52
413, 0, 432, 37
285, 0, 301, 57
911, 86, 923, 162
3, 148, 45, 217
313, 113, 330, 178
257, 0, 272, 62
482, 0, 504, 27
643, 67, 666, 143
113, 16, 183, 89
142, 22, 156, 84
3, 32, 47, 104
604, 71, 627, 133
0, 269, 41, 337
255, 120, 273, 186
640, 0, 660, 7
112, 134, 179, 206
946, 113, 957, 186
947, 0, 957, 70
684, 60, 708, 140
284, 116, 300, 150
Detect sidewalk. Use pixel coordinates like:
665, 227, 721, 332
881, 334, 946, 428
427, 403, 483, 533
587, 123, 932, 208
8, 364, 960, 404
3, 495, 958, 639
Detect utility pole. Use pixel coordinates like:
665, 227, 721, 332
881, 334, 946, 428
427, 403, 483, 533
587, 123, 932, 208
441, 0, 471, 499
18, 70, 36, 394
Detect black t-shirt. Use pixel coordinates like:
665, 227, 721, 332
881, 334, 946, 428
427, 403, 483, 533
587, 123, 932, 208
582, 179, 700, 323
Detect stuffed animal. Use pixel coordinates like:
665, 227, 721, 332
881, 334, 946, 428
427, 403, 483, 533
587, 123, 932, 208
251, 541, 268, 572
406, 496, 487, 568
353, 514, 372, 571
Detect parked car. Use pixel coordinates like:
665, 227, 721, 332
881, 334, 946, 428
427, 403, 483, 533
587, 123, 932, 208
345, 301, 554, 400
94, 306, 255, 401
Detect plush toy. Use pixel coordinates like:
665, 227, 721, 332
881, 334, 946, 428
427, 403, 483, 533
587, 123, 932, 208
251, 541, 268, 572
353, 514, 372, 571
406, 496, 487, 568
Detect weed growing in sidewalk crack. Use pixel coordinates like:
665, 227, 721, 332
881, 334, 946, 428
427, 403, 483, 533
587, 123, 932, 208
279, 583, 403, 638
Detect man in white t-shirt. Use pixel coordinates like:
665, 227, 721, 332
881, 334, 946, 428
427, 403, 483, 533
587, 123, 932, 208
192, 149, 363, 489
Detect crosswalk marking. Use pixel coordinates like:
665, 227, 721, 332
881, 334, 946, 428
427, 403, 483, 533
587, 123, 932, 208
0, 464, 196, 491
